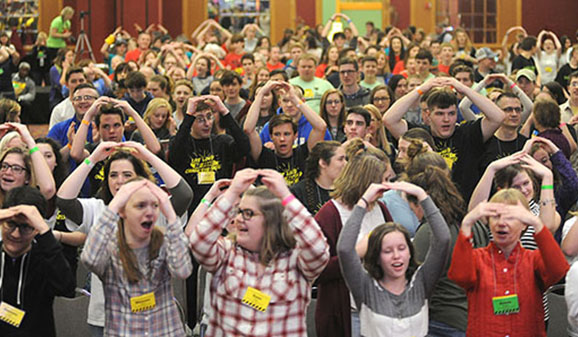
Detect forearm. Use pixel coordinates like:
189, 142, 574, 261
30, 147, 56, 199
243, 95, 262, 134
420, 197, 451, 293
57, 160, 93, 199
80, 207, 117, 278
535, 227, 569, 286
168, 114, 194, 169
511, 84, 533, 123
168, 179, 193, 217
222, 113, 250, 159
134, 117, 161, 154
165, 219, 194, 279
37, 230, 76, 297
287, 197, 329, 281
56, 230, 87, 246
448, 232, 477, 289
71, 123, 90, 162
468, 167, 495, 211
383, 89, 418, 139
337, 205, 366, 297
539, 173, 559, 234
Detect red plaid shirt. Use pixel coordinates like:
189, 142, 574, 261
190, 195, 329, 336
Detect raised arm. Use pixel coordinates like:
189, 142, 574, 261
383, 77, 442, 139
261, 169, 329, 281
446, 77, 505, 142
338, 14, 358, 37
243, 83, 279, 160
10, 123, 56, 200
71, 97, 110, 162
184, 179, 230, 237
111, 98, 161, 154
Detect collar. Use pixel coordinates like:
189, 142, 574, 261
339, 85, 370, 100
489, 241, 522, 261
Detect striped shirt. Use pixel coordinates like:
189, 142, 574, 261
190, 195, 329, 337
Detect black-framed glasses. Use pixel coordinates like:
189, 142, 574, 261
339, 69, 357, 76
0, 163, 28, 174
194, 114, 214, 124
235, 208, 263, 221
373, 97, 391, 103
3, 221, 35, 235
72, 95, 98, 102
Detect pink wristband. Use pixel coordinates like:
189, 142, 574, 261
281, 194, 296, 206
510, 83, 516, 89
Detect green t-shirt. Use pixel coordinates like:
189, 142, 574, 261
289, 76, 334, 113
47, 16, 71, 49
359, 80, 380, 91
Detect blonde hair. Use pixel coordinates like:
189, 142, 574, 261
363, 104, 392, 155
143, 98, 173, 130
61, 6, 74, 17
489, 188, 529, 210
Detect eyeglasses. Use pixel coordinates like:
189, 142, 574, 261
503, 106, 522, 113
72, 95, 98, 102
373, 97, 391, 103
570, 82, 578, 87
235, 208, 263, 221
0, 163, 28, 174
339, 69, 357, 76
3, 221, 35, 235
194, 114, 214, 124
326, 99, 342, 106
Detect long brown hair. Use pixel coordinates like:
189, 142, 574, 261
240, 187, 296, 265
0, 147, 35, 205
117, 177, 164, 283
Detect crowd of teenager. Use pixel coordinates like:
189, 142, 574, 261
2, 4, 578, 337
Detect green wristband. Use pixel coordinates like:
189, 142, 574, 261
84, 158, 95, 168
541, 184, 554, 190
29, 146, 39, 155
201, 198, 211, 206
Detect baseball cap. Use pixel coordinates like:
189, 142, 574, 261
475, 47, 498, 61
515, 68, 536, 82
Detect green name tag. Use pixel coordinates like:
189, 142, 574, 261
492, 294, 520, 315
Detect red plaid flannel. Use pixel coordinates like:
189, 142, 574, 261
190, 195, 329, 336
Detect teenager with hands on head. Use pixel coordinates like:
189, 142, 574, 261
0, 122, 56, 205
189, 168, 329, 337
57, 140, 193, 336
448, 189, 569, 337
243, 81, 327, 186
337, 181, 450, 337
168, 94, 249, 211
382, 75, 505, 201
81, 178, 193, 337
0, 186, 75, 337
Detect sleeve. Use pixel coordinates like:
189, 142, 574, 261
314, 203, 343, 284
189, 195, 235, 273
168, 113, 195, 172
448, 231, 478, 290
221, 112, 250, 161
285, 197, 329, 281
551, 150, 578, 213
566, 263, 578, 329
415, 197, 451, 297
168, 178, 194, 217
80, 207, 118, 279
36, 230, 76, 298
336, 205, 368, 307
55, 196, 84, 225
164, 218, 194, 279
413, 224, 431, 264
533, 227, 570, 289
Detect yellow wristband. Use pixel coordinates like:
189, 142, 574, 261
81, 119, 90, 126
105, 34, 115, 45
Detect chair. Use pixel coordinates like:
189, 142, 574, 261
53, 289, 91, 337
546, 283, 568, 337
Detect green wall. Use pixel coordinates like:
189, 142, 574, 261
321, 0, 382, 33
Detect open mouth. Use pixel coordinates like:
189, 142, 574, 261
496, 230, 508, 236
141, 221, 153, 230
2, 177, 15, 184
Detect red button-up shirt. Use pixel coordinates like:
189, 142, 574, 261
448, 228, 569, 337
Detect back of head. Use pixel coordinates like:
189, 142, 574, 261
3, 186, 47, 218
533, 99, 560, 128
401, 127, 435, 150
305, 141, 341, 180
125, 71, 147, 89
520, 36, 537, 51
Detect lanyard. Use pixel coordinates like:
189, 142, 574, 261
490, 245, 520, 297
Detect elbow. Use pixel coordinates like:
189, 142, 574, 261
41, 185, 56, 201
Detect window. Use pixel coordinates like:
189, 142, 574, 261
459, 0, 497, 44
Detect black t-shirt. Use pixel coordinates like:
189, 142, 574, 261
556, 63, 578, 91
511, 55, 538, 75
479, 133, 527, 174
290, 178, 332, 215
251, 143, 309, 186
168, 113, 250, 211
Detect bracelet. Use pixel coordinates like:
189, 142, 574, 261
347, 19, 352, 24
201, 198, 211, 206
84, 158, 95, 169
81, 119, 90, 126
541, 184, 554, 190
67, 143, 72, 149
510, 83, 517, 89
29, 146, 39, 155
540, 198, 556, 207
296, 101, 305, 110
281, 194, 296, 206
360, 197, 369, 208
416, 89, 424, 96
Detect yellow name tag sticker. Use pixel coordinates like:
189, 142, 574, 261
130, 292, 156, 313
242, 287, 271, 312
304, 88, 314, 98
198, 171, 216, 185
0, 301, 25, 327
